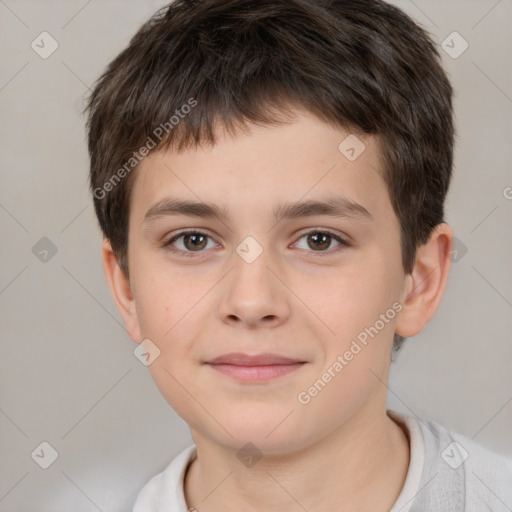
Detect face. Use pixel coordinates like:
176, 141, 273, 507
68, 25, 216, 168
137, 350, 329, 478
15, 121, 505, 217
123, 110, 410, 454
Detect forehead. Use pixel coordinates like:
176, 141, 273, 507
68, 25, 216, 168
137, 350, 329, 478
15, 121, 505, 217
130, 111, 392, 226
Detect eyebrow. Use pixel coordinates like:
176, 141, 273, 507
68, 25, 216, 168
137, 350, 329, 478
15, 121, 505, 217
143, 196, 373, 224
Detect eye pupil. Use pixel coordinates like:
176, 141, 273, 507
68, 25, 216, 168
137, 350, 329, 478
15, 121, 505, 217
308, 233, 331, 250
184, 234, 207, 251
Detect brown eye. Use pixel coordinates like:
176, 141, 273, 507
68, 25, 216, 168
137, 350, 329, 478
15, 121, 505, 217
294, 230, 347, 254
165, 231, 216, 256
307, 232, 332, 251
182, 233, 208, 251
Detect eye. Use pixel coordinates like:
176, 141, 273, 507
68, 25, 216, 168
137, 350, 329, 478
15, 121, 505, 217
163, 228, 349, 258
164, 230, 217, 256
293, 230, 348, 254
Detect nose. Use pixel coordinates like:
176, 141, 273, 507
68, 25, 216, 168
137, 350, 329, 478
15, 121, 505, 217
216, 242, 291, 329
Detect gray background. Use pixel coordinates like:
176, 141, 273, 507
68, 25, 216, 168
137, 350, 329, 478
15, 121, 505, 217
1, 0, 511, 510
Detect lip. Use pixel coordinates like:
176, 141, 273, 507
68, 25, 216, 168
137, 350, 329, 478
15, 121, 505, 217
205, 352, 306, 382
207, 352, 304, 365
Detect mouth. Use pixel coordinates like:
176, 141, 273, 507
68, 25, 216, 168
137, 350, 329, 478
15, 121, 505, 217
204, 353, 307, 383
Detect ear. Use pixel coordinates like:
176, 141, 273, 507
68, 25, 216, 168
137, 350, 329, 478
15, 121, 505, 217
394, 223, 453, 338
101, 239, 142, 343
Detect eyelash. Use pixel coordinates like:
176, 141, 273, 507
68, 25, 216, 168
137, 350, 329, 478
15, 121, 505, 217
162, 229, 349, 258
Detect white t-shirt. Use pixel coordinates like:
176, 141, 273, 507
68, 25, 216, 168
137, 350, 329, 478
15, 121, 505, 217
132, 411, 512, 511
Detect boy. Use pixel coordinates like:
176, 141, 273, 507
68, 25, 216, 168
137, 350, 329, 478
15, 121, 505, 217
84, 0, 512, 510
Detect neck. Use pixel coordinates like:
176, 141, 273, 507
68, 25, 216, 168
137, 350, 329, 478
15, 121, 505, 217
184, 407, 410, 512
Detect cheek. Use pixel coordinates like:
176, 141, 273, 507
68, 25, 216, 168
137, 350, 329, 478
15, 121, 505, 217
134, 271, 210, 417
313, 254, 401, 377
297, 276, 398, 418
318, 263, 394, 332
131, 256, 208, 339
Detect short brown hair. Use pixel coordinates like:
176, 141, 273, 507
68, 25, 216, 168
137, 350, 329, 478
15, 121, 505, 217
85, 0, 454, 350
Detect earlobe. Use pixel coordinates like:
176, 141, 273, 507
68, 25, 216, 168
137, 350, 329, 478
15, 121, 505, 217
101, 239, 142, 343
394, 223, 453, 338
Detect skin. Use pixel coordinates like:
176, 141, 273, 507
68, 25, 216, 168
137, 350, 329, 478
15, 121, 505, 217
103, 108, 452, 511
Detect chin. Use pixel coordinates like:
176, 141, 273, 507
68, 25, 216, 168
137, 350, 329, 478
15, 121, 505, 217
199, 407, 313, 457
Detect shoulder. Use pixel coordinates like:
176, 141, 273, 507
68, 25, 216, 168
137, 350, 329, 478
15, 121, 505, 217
132, 444, 197, 512
413, 414, 512, 511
